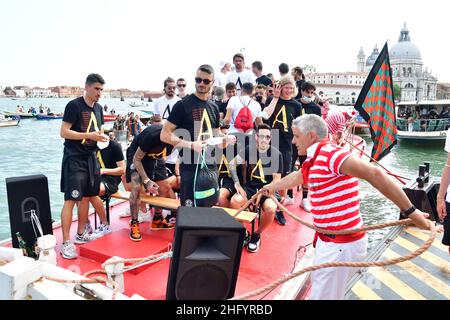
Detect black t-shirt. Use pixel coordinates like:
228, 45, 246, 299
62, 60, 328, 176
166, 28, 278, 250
256, 75, 273, 87
97, 140, 124, 184
167, 94, 220, 171
126, 124, 173, 166
62, 97, 104, 155
301, 101, 322, 117
217, 100, 229, 116
215, 143, 240, 179
264, 97, 302, 152
243, 145, 283, 189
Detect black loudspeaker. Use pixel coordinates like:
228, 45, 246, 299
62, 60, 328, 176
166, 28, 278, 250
6, 175, 53, 250
166, 206, 246, 300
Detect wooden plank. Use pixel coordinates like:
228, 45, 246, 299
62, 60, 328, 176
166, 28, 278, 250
110, 192, 257, 223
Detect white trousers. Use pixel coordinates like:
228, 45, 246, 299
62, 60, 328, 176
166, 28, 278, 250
310, 236, 368, 300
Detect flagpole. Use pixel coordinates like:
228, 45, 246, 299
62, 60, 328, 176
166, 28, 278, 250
344, 137, 410, 185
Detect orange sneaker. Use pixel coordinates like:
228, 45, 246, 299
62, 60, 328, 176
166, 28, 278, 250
130, 221, 142, 241
151, 217, 175, 230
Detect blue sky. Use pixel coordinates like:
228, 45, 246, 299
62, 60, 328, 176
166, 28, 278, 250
0, 0, 448, 91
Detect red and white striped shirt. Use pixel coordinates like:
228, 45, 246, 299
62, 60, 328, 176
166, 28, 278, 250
305, 142, 365, 243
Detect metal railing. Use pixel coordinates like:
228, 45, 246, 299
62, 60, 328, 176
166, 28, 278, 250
396, 118, 449, 132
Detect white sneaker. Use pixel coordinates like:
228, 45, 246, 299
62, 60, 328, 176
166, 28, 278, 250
300, 198, 312, 213
85, 222, 93, 234
284, 196, 295, 206
74, 228, 94, 244
138, 211, 151, 223
119, 207, 131, 218
60, 241, 78, 259
90, 223, 112, 240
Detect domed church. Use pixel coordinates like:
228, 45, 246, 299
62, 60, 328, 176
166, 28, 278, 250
358, 24, 437, 101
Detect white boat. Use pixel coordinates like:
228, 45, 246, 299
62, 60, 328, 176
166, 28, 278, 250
0, 116, 20, 127
129, 102, 149, 108
396, 100, 450, 141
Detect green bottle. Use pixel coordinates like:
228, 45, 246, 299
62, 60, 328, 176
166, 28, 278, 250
15, 232, 36, 258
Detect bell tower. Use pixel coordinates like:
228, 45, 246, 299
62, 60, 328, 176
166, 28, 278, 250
357, 47, 365, 72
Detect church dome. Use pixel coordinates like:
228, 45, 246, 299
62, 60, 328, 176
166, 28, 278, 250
390, 24, 422, 60
366, 44, 379, 67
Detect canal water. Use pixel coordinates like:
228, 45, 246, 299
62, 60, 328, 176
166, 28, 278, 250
0, 98, 446, 250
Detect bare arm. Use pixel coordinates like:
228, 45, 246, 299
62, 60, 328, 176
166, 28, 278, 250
340, 155, 431, 230
160, 120, 196, 150
254, 116, 263, 128
101, 160, 125, 176
229, 155, 245, 187
60, 121, 107, 142
263, 170, 303, 194
261, 96, 279, 119
133, 148, 151, 182
224, 107, 233, 126
436, 153, 450, 221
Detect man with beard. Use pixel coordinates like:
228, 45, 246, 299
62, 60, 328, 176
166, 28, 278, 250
227, 53, 255, 96
161, 64, 236, 207
229, 124, 283, 252
154, 77, 181, 120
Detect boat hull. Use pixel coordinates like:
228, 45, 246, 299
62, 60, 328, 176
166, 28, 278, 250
0, 120, 19, 127
397, 130, 447, 140
35, 115, 63, 120
3, 112, 36, 118
0, 193, 314, 300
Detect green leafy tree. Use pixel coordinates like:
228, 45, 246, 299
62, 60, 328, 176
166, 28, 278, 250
393, 84, 401, 101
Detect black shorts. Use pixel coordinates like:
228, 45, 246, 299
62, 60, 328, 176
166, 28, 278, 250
443, 202, 450, 246
166, 163, 176, 177
281, 148, 293, 177
61, 153, 100, 201
219, 176, 236, 198
125, 159, 168, 183
242, 184, 281, 207
101, 175, 120, 198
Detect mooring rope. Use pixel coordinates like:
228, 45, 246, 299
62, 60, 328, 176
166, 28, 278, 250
229, 193, 438, 300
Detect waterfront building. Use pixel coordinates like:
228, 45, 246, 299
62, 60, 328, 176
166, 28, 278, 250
30, 87, 58, 98
303, 65, 317, 77
49, 86, 84, 98
309, 72, 367, 105
437, 83, 450, 100
361, 24, 438, 102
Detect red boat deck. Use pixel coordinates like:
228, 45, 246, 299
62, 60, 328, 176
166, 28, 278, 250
4, 192, 315, 300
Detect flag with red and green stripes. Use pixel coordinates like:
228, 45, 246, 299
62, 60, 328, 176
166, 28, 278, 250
355, 42, 397, 162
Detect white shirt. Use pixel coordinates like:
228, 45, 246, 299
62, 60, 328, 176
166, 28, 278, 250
154, 95, 181, 119
226, 69, 256, 96
445, 129, 450, 201
214, 72, 227, 89
226, 95, 261, 134
166, 149, 179, 165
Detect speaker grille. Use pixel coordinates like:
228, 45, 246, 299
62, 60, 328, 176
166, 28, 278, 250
177, 264, 229, 300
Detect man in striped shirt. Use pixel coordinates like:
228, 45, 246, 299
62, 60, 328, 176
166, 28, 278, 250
262, 114, 437, 300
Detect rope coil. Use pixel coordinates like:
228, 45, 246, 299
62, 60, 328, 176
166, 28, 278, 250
229, 193, 438, 300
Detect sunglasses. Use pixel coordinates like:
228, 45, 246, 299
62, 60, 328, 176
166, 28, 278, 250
257, 134, 271, 140
177, 84, 186, 88
195, 77, 213, 85
167, 86, 176, 90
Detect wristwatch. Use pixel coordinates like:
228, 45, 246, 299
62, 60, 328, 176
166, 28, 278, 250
143, 178, 150, 185
401, 205, 416, 217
